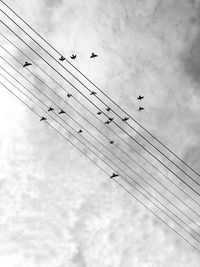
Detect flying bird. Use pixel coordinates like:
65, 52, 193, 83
122, 117, 129, 122
90, 52, 98, 58
59, 55, 65, 61
78, 129, 83, 134
23, 61, 32, 68
138, 106, 144, 111
109, 140, 114, 144
110, 173, 119, 179
70, 54, 77, 59
48, 107, 54, 112
90, 91, 97, 95
97, 111, 102, 115
109, 117, 114, 122
40, 116, 47, 121
67, 93, 72, 98
106, 107, 111, 112
137, 95, 144, 100
58, 109, 66, 114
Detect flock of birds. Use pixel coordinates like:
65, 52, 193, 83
22, 52, 145, 179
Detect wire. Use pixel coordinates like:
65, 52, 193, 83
1, 79, 200, 254
2, 69, 200, 237
1, 0, 196, 178
1, 20, 200, 201
0, 8, 199, 184
1, 38, 199, 218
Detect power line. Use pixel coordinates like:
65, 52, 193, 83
1, 38, 200, 218
0, 6, 199, 182
1, 80, 200, 254
1, 19, 200, 200
2, 67, 200, 235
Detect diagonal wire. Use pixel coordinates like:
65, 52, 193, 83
1, 80, 200, 254
1, 45, 200, 213
2, 68, 200, 235
0, 0, 196, 178
0, 8, 199, 184
1, 21, 200, 202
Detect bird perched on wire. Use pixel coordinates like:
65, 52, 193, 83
78, 129, 83, 134
23, 61, 32, 68
104, 120, 111, 125
106, 107, 111, 112
40, 116, 47, 121
90, 91, 97, 95
109, 117, 114, 122
110, 173, 119, 179
122, 117, 129, 122
58, 109, 66, 114
59, 55, 65, 61
97, 111, 102, 115
109, 140, 114, 144
48, 107, 54, 112
67, 93, 72, 98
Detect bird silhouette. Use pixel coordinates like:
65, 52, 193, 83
59, 55, 65, 61
90, 52, 98, 58
109, 117, 114, 122
137, 95, 144, 100
78, 129, 83, 134
48, 107, 54, 112
109, 140, 114, 144
23, 61, 32, 67
138, 106, 144, 111
90, 91, 97, 95
97, 111, 102, 115
110, 173, 119, 179
58, 109, 66, 114
70, 54, 77, 59
104, 120, 111, 125
106, 107, 111, 112
40, 116, 47, 121
122, 117, 129, 122
67, 93, 72, 98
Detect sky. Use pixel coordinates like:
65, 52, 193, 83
0, 0, 200, 266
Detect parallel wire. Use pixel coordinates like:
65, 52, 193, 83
2, 68, 200, 235
1, 0, 197, 178
1, 44, 200, 214
1, 19, 200, 201
1, 80, 200, 254
0, 8, 199, 185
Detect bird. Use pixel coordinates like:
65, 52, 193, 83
106, 107, 111, 112
138, 106, 144, 111
109, 117, 114, 122
104, 120, 111, 125
40, 116, 47, 121
90, 91, 97, 95
78, 129, 83, 134
23, 61, 32, 67
110, 173, 119, 179
109, 140, 114, 144
48, 107, 54, 112
67, 93, 72, 98
70, 54, 77, 59
137, 95, 144, 100
59, 55, 65, 61
90, 52, 98, 58
97, 111, 102, 115
122, 117, 129, 122
58, 109, 66, 114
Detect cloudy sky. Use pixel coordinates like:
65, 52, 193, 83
1, 0, 200, 266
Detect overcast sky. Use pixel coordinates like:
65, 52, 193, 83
1, 0, 200, 266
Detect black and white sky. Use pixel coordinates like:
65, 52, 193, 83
1, 0, 200, 266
